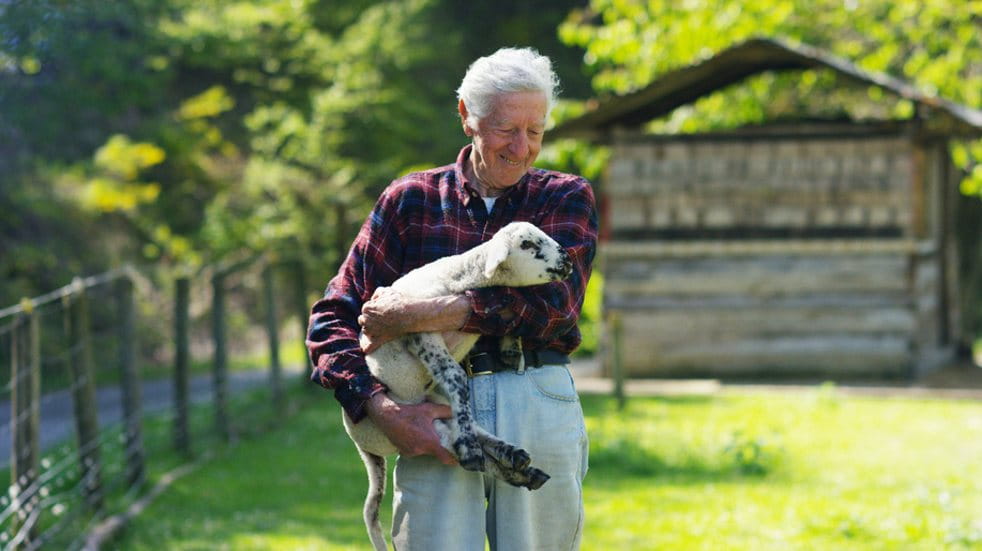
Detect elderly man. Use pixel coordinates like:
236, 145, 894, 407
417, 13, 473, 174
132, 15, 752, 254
307, 47, 598, 550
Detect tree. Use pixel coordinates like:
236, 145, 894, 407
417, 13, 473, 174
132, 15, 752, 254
0, 0, 593, 305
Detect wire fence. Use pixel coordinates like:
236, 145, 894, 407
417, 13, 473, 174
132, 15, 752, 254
0, 256, 314, 550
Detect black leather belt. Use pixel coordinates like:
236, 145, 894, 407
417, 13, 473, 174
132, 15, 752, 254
462, 349, 569, 377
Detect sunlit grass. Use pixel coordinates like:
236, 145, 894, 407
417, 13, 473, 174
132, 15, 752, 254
110, 386, 982, 550
582, 390, 982, 549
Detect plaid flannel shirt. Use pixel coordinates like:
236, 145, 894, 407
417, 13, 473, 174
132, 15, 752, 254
306, 145, 599, 422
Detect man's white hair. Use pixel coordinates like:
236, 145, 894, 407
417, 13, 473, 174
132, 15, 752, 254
456, 47, 560, 131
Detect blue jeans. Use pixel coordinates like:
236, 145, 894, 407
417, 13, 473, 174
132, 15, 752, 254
391, 365, 589, 550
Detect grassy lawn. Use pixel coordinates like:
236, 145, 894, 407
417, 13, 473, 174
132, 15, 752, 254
109, 386, 982, 550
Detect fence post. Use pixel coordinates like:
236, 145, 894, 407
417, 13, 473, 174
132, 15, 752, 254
115, 272, 145, 490
66, 281, 104, 511
293, 259, 312, 382
173, 277, 191, 456
263, 264, 283, 413
10, 303, 41, 548
609, 310, 626, 410
211, 272, 230, 442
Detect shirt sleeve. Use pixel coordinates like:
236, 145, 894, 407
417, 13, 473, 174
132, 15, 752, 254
306, 187, 407, 422
459, 178, 598, 346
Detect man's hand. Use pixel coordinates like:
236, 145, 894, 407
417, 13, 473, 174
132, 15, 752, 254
366, 393, 457, 465
358, 287, 416, 353
359, 288, 472, 354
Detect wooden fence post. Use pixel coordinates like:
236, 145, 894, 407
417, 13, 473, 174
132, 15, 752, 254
173, 277, 191, 456
66, 281, 104, 511
212, 272, 230, 442
115, 273, 145, 490
609, 310, 626, 410
263, 264, 283, 413
10, 303, 41, 548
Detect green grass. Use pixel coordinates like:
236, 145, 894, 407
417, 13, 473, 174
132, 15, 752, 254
1, 372, 310, 550
109, 387, 982, 550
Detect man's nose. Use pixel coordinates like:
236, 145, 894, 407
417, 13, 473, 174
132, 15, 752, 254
508, 133, 528, 157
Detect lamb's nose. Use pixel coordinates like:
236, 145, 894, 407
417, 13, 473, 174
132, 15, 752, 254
559, 250, 573, 277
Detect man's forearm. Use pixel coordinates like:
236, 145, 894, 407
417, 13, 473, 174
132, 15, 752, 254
407, 294, 472, 333
359, 291, 475, 354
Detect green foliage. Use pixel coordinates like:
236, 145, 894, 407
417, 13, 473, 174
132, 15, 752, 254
575, 270, 604, 357
558, 0, 982, 197
0, 181, 112, 307
84, 135, 165, 212
1, 0, 593, 303
723, 429, 784, 476
0, 0, 175, 167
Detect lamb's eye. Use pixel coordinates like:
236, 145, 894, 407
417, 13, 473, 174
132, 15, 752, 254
520, 240, 535, 250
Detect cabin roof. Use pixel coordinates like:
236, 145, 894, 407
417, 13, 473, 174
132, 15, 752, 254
551, 37, 982, 140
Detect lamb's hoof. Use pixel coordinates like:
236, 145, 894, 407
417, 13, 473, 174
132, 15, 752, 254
524, 468, 550, 491
505, 448, 531, 470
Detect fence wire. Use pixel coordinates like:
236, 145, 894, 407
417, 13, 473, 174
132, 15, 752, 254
0, 260, 312, 550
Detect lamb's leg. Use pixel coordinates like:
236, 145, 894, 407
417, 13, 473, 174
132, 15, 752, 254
405, 333, 484, 471
472, 425, 551, 490
358, 447, 388, 551
433, 394, 549, 489
472, 424, 530, 470
483, 455, 551, 490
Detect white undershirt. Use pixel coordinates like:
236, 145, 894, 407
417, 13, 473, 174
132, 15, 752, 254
482, 196, 497, 213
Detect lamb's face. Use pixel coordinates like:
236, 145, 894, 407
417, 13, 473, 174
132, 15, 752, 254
489, 222, 573, 286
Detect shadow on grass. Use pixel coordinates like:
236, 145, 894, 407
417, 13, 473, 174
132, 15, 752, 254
581, 393, 717, 410
580, 394, 784, 486
589, 440, 771, 487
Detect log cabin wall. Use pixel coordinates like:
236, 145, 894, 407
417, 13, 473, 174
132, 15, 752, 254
602, 123, 955, 377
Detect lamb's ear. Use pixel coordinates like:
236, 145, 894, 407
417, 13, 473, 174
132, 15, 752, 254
483, 238, 510, 278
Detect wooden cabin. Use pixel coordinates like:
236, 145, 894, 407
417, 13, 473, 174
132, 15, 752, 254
553, 38, 982, 379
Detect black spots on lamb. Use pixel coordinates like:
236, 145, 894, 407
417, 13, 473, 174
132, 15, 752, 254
546, 249, 573, 279
520, 238, 548, 261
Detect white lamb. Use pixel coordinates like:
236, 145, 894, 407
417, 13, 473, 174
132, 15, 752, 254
342, 221, 573, 551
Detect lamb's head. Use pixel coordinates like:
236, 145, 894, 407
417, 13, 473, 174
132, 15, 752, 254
482, 222, 573, 286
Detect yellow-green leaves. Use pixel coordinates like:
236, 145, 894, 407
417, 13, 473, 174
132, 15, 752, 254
94, 135, 166, 181
19, 56, 41, 75
84, 135, 166, 213
84, 178, 161, 212
177, 86, 235, 121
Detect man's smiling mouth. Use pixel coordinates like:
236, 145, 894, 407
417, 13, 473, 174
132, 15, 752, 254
501, 155, 522, 166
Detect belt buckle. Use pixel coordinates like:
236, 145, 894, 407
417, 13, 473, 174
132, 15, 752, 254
464, 352, 494, 377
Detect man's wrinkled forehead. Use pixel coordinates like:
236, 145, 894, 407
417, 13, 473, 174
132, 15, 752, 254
482, 93, 548, 128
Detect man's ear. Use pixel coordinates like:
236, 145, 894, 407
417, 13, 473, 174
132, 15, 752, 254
458, 99, 472, 136
484, 239, 509, 279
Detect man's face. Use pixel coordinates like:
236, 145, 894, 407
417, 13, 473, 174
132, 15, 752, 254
463, 91, 547, 196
